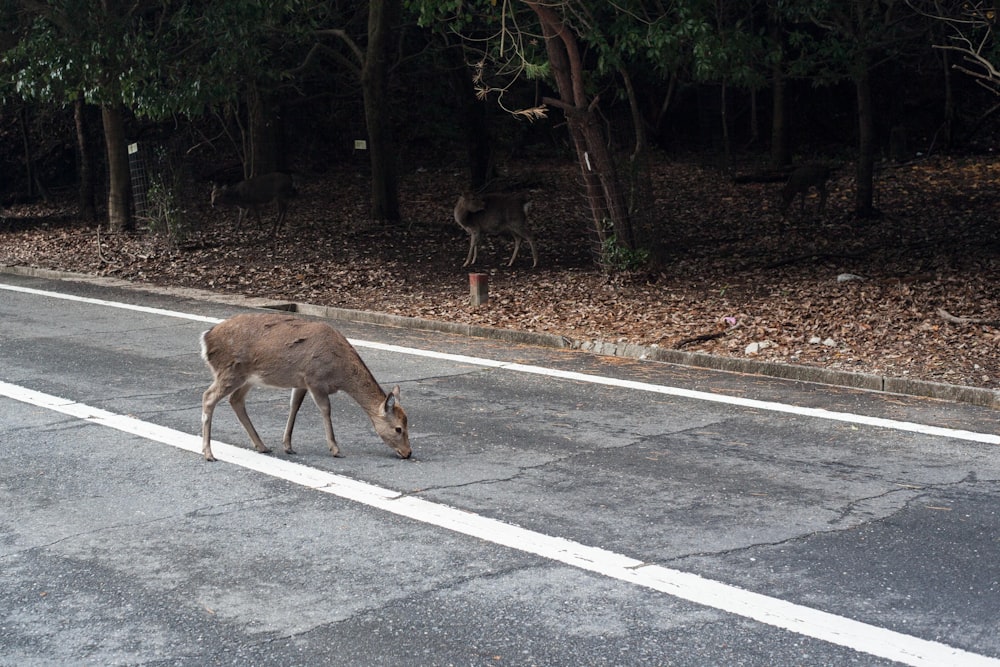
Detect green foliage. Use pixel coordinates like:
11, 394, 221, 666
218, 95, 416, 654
143, 177, 188, 247
2, 0, 313, 117
408, 0, 774, 107
780, 0, 924, 85
407, 0, 549, 114
600, 221, 649, 273
405, 0, 469, 28
140, 148, 189, 247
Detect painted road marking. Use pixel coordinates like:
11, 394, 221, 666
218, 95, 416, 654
2, 282, 999, 447
0, 379, 996, 667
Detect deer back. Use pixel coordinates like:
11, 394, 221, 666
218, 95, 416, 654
211, 172, 295, 208
202, 313, 375, 397
454, 192, 530, 235
782, 165, 830, 202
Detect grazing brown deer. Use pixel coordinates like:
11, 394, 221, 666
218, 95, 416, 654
780, 164, 830, 218
454, 192, 538, 268
210, 172, 297, 237
199, 313, 410, 462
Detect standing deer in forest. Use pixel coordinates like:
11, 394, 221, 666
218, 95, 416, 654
453, 192, 538, 268
779, 164, 830, 218
211, 172, 297, 237
199, 313, 410, 462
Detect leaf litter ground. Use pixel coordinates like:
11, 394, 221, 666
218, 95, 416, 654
3, 154, 1000, 391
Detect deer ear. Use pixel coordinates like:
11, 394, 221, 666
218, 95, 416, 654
382, 385, 401, 414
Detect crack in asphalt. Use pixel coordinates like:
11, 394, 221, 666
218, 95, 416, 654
0, 494, 288, 560
662, 474, 1000, 566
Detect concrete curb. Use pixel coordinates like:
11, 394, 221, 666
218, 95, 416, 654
4, 264, 999, 410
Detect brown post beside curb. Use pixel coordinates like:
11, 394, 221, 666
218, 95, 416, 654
469, 273, 488, 308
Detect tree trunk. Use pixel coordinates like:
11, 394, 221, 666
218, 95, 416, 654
445, 41, 494, 190
719, 80, 731, 166
18, 106, 37, 198
854, 53, 877, 217
769, 69, 789, 168
74, 91, 98, 222
523, 0, 632, 262
619, 66, 647, 165
362, 0, 400, 223
247, 82, 278, 176
941, 48, 954, 150
101, 104, 132, 232
769, 19, 790, 168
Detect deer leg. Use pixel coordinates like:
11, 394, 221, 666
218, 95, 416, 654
463, 232, 480, 267
817, 184, 827, 213
200, 381, 233, 462
271, 200, 288, 238
281, 388, 308, 455
234, 208, 248, 234
309, 389, 341, 457
507, 236, 522, 266
778, 199, 790, 231
228, 384, 271, 453
525, 234, 538, 268
200, 406, 216, 461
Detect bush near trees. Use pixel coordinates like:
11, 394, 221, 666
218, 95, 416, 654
1, 0, 997, 268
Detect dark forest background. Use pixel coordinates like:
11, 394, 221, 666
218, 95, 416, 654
2, 0, 999, 269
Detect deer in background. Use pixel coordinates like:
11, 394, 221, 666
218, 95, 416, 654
199, 312, 411, 462
780, 164, 830, 218
454, 192, 538, 268
210, 171, 297, 237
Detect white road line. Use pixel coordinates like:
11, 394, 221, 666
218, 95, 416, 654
2, 281, 999, 446
0, 282, 222, 323
0, 378, 996, 667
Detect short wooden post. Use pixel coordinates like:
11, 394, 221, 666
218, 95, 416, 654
469, 273, 488, 308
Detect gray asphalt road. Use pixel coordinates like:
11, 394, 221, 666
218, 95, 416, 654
1, 273, 998, 667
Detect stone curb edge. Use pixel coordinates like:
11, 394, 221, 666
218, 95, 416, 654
5, 264, 998, 410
